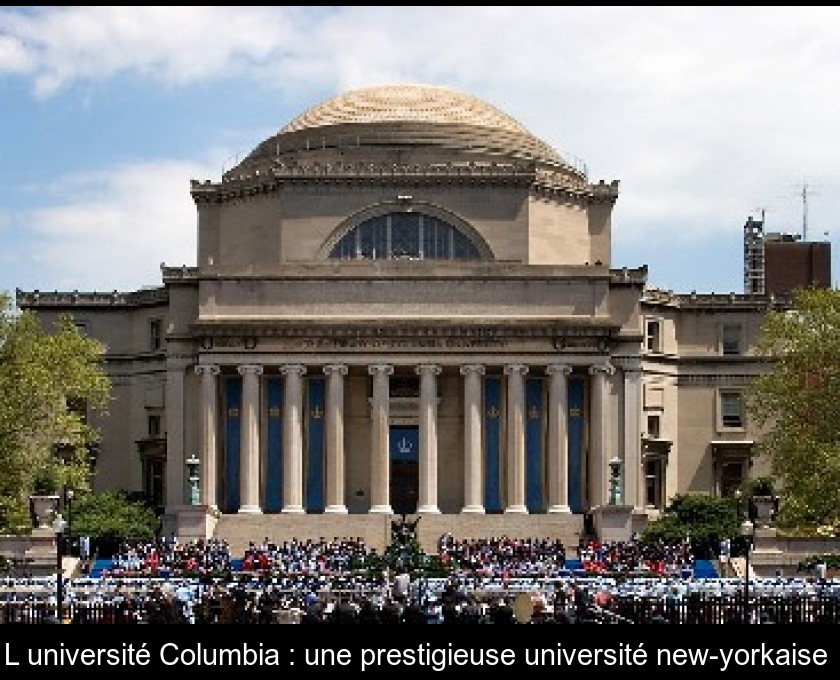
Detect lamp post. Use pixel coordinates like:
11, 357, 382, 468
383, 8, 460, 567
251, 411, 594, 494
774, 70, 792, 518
53, 512, 67, 623
64, 487, 74, 557
608, 456, 623, 505
734, 489, 754, 624
186, 455, 200, 506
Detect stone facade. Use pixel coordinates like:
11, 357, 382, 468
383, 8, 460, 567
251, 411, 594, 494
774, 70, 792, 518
16, 84, 778, 543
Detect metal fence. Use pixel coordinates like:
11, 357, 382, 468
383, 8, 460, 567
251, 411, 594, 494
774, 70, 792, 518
1, 593, 839, 624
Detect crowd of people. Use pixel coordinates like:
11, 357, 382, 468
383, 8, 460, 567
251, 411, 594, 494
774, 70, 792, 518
0, 532, 837, 624
575, 536, 695, 577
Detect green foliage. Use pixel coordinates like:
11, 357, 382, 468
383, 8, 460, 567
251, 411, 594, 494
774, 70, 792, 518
642, 493, 741, 558
68, 490, 159, 544
745, 288, 840, 528
745, 476, 775, 497
797, 554, 840, 573
0, 292, 111, 533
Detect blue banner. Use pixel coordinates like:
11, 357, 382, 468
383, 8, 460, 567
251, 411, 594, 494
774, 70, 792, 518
306, 378, 326, 513
568, 376, 584, 513
225, 376, 242, 512
265, 377, 283, 512
484, 376, 502, 512
525, 377, 544, 512
389, 427, 419, 462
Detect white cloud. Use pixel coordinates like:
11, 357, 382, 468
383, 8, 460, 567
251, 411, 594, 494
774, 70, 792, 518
17, 159, 214, 292
3, 6, 839, 277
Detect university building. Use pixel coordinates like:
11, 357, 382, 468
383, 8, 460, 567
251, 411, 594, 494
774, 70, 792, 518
17, 84, 780, 551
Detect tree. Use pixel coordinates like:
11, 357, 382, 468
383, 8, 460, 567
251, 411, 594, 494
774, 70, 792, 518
69, 490, 159, 556
0, 292, 111, 533
745, 287, 840, 529
641, 493, 740, 559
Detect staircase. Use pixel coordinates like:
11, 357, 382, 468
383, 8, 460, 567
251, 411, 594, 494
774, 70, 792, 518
212, 512, 585, 556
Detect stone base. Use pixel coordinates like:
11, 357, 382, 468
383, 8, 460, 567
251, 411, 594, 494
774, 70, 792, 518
23, 529, 59, 577
593, 504, 634, 543
162, 505, 221, 543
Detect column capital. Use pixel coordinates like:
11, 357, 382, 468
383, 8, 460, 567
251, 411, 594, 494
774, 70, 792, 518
195, 364, 220, 377
503, 363, 529, 376
323, 363, 348, 377
612, 355, 643, 373
368, 363, 394, 376
237, 364, 264, 376
416, 363, 442, 377
546, 363, 573, 377
279, 363, 307, 377
460, 363, 486, 376
588, 363, 615, 377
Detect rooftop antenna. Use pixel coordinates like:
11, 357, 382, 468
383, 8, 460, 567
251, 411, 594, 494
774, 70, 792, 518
799, 178, 821, 242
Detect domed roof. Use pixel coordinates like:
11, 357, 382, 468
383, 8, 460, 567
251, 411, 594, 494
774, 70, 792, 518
282, 83, 534, 137
246, 83, 567, 167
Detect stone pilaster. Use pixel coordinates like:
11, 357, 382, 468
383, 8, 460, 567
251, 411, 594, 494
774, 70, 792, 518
323, 364, 349, 514
622, 364, 643, 511
237, 364, 263, 514
280, 364, 307, 514
368, 364, 394, 514
195, 364, 220, 509
164, 359, 187, 508
546, 363, 572, 513
416, 364, 442, 514
460, 364, 485, 514
588, 363, 616, 507
504, 363, 529, 514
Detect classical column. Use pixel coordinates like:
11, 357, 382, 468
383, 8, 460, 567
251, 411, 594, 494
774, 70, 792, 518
237, 364, 263, 514
460, 364, 485, 514
623, 365, 643, 510
588, 363, 615, 507
546, 363, 572, 513
164, 359, 187, 508
504, 363, 529, 514
280, 364, 307, 514
416, 364, 442, 514
368, 364, 394, 514
195, 364, 220, 509
323, 364, 349, 514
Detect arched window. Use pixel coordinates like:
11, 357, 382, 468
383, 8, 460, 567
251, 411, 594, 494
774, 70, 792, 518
329, 212, 481, 260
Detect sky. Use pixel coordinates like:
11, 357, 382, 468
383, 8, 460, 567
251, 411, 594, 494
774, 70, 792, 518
2, 6, 839, 300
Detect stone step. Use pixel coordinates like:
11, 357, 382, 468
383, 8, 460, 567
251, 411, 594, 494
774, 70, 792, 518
213, 513, 584, 556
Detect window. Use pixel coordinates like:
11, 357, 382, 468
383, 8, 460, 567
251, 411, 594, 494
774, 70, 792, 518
721, 323, 742, 355
74, 321, 88, 335
719, 461, 745, 498
147, 414, 162, 438
330, 212, 482, 260
143, 456, 165, 509
646, 414, 661, 439
149, 319, 162, 352
645, 317, 663, 353
645, 459, 665, 510
719, 390, 745, 429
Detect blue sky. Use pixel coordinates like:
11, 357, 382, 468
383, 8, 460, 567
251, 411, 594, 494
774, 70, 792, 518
2, 6, 838, 299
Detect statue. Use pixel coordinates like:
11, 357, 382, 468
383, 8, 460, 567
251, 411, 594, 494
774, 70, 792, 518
391, 513, 420, 546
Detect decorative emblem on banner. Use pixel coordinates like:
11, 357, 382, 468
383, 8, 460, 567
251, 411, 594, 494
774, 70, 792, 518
528, 405, 540, 419
569, 407, 581, 418
311, 405, 323, 420
268, 407, 281, 418
398, 436, 413, 455
486, 406, 500, 419
227, 408, 240, 417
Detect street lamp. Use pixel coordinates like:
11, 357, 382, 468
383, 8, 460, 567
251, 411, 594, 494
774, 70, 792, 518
64, 487, 74, 557
53, 512, 67, 623
186, 455, 200, 506
734, 489, 754, 624
608, 456, 623, 505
